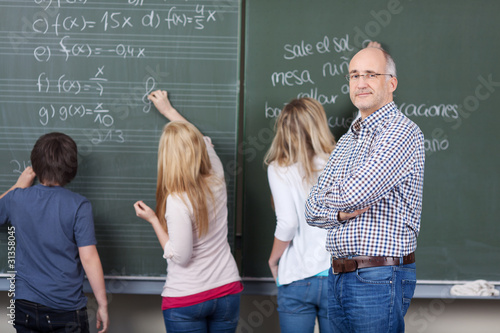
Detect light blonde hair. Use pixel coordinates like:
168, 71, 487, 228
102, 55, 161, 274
156, 121, 214, 237
264, 98, 336, 185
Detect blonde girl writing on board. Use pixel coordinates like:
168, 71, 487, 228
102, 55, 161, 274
265, 98, 335, 333
134, 90, 242, 333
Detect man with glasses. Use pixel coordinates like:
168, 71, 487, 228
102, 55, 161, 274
305, 45, 425, 332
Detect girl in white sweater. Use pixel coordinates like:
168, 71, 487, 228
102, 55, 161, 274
265, 98, 335, 333
134, 90, 242, 333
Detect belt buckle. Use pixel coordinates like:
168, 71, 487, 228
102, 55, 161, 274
335, 258, 358, 274
331, 258, 348, 274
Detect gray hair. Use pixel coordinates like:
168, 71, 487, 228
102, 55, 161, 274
383, 50, 397, 78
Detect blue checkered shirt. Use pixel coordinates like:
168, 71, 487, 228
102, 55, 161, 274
305, 102, 425, 258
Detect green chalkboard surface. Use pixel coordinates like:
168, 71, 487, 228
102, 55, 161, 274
2, 0, 499, 285
0, 1, 241, 277
242, 0, 500, 281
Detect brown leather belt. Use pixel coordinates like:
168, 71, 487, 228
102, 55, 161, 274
331, 252, 415, 274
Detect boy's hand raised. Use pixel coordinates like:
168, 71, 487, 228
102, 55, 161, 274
0, 167, 36, 200
15, 167, 36, 189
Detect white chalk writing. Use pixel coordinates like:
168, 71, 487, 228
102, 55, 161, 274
271, 69, 314, 87
282, 34, 353, 60
399, 103, 459, 119
39, 104, 114, 127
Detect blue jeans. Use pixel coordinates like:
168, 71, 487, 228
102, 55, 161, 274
14, 299, 89, 333
328, 263, 416, 333
163, 293, 241, 333
277, 276, 330, 333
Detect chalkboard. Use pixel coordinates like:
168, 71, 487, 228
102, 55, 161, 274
0, 0, 241, 277
242, 0, 500, 281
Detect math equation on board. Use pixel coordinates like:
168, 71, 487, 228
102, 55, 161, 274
1, 0, 238, 136
26, 2, 224, 131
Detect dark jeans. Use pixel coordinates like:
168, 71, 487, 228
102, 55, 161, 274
14, 299, 89, 333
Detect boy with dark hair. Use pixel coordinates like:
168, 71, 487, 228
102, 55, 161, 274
0, 132, 108, 333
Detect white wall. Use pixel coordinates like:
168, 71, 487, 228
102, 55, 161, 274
1, 292, 500, 332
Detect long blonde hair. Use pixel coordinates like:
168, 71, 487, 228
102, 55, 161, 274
264, 98, 336, 185
156, 121, 214, 237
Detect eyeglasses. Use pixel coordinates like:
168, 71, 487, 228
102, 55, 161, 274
345, 73, 394, 82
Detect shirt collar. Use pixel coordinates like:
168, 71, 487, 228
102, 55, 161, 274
350, 101, 397, 135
